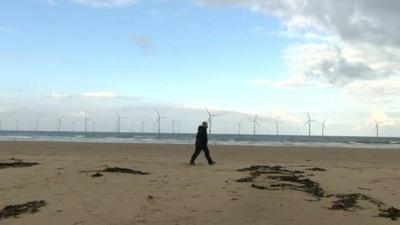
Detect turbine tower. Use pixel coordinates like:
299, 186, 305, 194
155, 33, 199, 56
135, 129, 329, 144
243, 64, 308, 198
16, 120, 19, 131
141, 120, 144, 135
304, 113, 317, 136
131, 122, 135, 133
35, 118, 39, 132
84, 114, 89, 133
275, 120, 283, 135
0, 120, 2, 131
155, 110, 167, 135
57, 116, 63, 132
115, 113, 126, 133
374, 119, 385, 137
250, 115, 260, 136
237, 121, 243, 135
171, 119, 177, 135
321, 119, 327, 136
204, 107, 219, 135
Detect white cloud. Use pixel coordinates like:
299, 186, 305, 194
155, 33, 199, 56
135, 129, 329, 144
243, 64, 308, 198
49, 91, 138, 100
248, 76, 322, 89
81, 91, 118, 98
50, 91, 70, 99
199, 0, 400, 92
371, 112, 396, 125
70, 0, 138, 8
36, 0, 138, 7
271, 108, 301, 123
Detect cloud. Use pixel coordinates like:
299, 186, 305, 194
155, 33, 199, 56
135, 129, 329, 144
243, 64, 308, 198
82, 91, 138, 100
35, 0, 56, 5
271, 108, 301, 123
50, 91, 70, 99
371, 112, 396, 125
198, 0, 400, 90
248, 76, 322, 89
49, 91, 138, 101
36, 0, 138, 7
70, 0, 138, 7
134, 36, 153, 56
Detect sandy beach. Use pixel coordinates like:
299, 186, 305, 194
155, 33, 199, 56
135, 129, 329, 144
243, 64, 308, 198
0, 141, 399, 225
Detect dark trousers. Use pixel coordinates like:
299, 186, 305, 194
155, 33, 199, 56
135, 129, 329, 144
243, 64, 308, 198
190, 145, 213, 164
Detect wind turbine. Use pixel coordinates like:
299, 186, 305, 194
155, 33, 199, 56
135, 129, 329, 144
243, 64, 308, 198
250, 115, 260, 136
237, 121, 243, 135
84, 114, 89, 133
304, 113, 318, 136
16, 120, 19, 131
0, 119, 2, 131
35, 118, 39, 132
155, 110, 167, 135
141, 120, 144, 135
204, 107, 220, 135
321, 119, 327, 136
275, 120, 283, 135
374, 119, 386, 137
57, 116, 63, 132
131, 122, 135, 133
171, 119, 178, 135
115, 113, 126, 133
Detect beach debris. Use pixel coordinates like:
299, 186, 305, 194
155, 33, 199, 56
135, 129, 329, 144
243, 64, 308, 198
306, 167, 327, 172
330, 193, 384, 211
103, 167, 149, 175
251, 184, 270, 190
237, 164, 394, 220
91, 172, 103, 177
0, 200, 46, 219
238, 165, 324, 198
330, 193, 362, 210
0, 161, 39, 169
236, 176, 254, 183
81, 166, 150, 176
379, 207, 400, 220
147, 195, 154, 200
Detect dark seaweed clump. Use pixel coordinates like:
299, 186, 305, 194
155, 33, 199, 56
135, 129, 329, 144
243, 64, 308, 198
306, 167, 327, 172
379, 207, 400, 221
0, 161, 39, 169
330, 193, 384, 210
237, 165, 324, 198
103, 167, 149, 175
0, 200, 46, 219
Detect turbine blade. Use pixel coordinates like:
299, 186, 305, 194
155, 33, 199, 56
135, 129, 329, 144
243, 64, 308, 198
204, 107, 211, 115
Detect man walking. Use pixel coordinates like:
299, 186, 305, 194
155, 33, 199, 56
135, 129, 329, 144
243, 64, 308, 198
189, 121, 215, 165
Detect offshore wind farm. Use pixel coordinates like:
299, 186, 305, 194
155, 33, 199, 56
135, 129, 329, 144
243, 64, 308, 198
0, 110, 399, 149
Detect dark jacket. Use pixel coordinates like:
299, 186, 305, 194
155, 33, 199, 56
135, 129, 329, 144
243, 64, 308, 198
195, 126, 208, 148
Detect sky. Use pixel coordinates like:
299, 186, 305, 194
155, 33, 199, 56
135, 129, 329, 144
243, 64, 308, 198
0, 0, 399, 136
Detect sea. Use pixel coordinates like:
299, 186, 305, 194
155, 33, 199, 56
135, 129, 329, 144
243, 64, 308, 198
0, 130, 400, 149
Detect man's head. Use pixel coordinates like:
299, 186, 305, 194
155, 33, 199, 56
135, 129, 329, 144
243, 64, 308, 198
202, 121, 208, 128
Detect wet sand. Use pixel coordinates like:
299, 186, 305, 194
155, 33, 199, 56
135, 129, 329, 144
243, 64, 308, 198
0, 141, 399, 225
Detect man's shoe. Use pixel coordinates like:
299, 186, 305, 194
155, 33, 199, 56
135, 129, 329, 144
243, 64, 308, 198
209, 161, 216, 165
189, 162, 196, 166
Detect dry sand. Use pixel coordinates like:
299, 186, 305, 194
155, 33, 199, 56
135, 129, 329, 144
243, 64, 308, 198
0, 141, 399, 225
